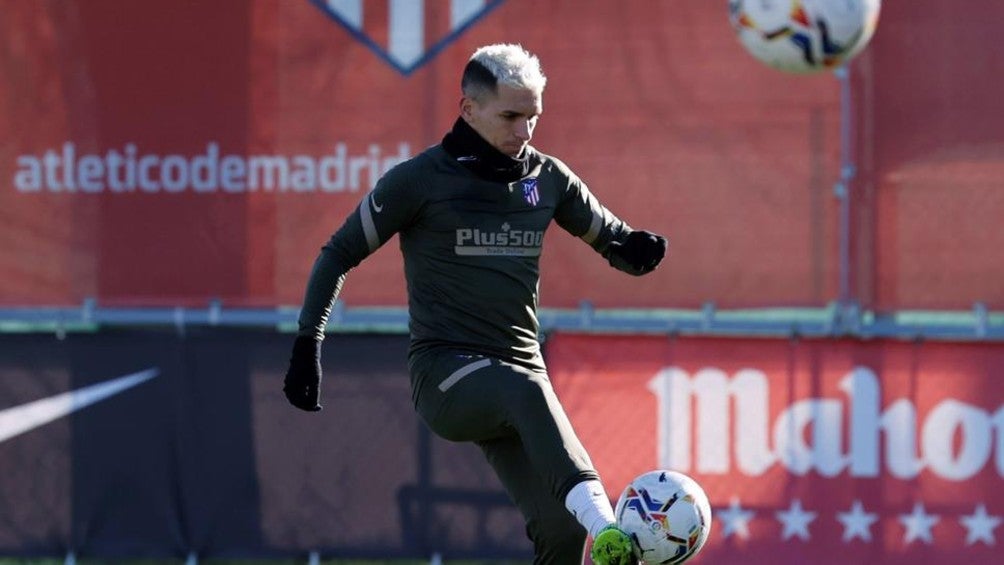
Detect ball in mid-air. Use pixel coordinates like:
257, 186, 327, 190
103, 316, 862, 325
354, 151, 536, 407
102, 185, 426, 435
729, 0, 882, 73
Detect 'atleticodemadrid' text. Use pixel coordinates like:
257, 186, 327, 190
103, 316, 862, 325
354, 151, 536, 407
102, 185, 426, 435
13, 142, 411, 194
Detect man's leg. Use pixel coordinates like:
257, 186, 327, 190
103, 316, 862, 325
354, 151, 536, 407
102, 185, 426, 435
477, 434, 587, 565
412, 353, 598, 497
411, 351, 625, 562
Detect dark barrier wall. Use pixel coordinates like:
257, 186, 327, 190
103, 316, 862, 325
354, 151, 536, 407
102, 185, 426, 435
0, 330, 529, 559
3, 330, 1003, 563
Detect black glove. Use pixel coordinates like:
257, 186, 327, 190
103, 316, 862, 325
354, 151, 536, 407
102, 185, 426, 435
283, 335, 323, 412
606, 230, 668, 276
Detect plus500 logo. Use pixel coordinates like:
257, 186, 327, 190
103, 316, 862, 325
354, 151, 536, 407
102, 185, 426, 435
454, 226, 544, 257
456, 227, 544, 247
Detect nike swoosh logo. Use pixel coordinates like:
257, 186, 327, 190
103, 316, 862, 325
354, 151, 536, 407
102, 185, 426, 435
0, 368, 158, 444
370, 192, 384, 213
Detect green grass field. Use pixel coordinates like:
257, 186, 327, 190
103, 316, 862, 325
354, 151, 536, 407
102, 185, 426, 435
0, 560, 531, 565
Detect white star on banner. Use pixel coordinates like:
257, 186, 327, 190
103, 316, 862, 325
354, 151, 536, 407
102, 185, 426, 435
718, 497, 755, 539
960, 503, 1002, 546
775, 499, 817, 541
836, 500, 879, 543
899, 502, 940, 545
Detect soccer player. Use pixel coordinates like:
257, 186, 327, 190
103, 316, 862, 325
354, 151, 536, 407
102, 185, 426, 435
283, 43, 666, 564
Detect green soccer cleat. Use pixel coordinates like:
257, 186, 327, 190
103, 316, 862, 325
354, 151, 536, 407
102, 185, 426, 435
590, 525, 637, 565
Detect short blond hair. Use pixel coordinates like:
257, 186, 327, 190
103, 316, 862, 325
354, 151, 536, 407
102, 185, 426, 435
461, 43, 547, 101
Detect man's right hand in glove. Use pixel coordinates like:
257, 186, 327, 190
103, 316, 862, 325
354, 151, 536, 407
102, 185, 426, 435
283, 335, 323, 412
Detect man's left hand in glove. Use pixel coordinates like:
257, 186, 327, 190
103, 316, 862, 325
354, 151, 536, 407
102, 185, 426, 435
605, 230, 668, 276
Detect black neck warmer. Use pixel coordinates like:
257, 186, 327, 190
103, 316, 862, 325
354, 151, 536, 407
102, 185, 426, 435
441, 117, 536, 183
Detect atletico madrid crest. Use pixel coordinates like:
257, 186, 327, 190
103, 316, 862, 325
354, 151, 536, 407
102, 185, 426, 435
520, 178, 540, 206
311, 0, 507, 75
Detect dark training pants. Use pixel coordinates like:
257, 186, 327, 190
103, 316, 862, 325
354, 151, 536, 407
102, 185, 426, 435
409, 348, 599, 564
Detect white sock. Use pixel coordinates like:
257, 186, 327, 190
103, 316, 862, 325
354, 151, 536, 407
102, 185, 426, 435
564, 479, 616, 539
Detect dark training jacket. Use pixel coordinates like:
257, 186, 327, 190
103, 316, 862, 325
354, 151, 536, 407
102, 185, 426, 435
297, 143, 631, 370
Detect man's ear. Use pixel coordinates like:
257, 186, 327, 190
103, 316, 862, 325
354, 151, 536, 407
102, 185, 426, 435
459, 96, 474, 120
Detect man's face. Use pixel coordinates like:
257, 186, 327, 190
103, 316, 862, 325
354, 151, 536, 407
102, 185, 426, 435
461, 84, 542, 158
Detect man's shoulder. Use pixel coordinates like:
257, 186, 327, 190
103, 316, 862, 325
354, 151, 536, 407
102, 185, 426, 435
528, 147, 579, 182
375, 146, 441, 190
387, 145, 437, 172
376, 145, 474, 204
385, 145, 456, 178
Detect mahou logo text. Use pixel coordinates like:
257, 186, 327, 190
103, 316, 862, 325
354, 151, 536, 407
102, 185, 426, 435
651, 367, 1004, 480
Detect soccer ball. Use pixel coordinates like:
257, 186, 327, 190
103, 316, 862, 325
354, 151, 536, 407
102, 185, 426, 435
728, 0, 882, 73
614, 470, 712, 564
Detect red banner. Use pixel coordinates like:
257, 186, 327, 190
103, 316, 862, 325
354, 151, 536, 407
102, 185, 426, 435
853, 0, 1004, 311
549, 334, 1003, 564
1, 0, 841, 308
2, 1, 1002, 310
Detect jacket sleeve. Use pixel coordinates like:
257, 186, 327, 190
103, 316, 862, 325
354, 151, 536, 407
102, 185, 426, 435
296, 161, 422, 340
550, 158, 631, 255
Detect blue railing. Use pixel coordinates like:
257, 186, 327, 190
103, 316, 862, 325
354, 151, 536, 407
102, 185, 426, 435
1, 300, 1001, 341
